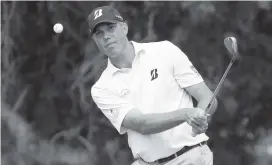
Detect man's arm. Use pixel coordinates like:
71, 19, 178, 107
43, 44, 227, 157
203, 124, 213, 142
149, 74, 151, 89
92, 86, 206, 135
165, 40, 218, 118
121, 107, 205, 135
185, 82, 218, 117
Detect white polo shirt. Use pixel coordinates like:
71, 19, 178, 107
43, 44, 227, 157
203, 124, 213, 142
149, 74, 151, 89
91, 40, 209, 162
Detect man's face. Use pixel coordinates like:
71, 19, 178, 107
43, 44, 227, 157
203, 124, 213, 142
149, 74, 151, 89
92, 22, 128, 58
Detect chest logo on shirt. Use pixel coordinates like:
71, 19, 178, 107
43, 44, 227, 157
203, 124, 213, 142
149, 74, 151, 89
120, 89, 130, 96
151, 69, 158, 81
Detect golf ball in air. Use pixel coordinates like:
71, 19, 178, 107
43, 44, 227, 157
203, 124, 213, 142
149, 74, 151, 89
229, 37, 237, 42
53, 23, 63, 33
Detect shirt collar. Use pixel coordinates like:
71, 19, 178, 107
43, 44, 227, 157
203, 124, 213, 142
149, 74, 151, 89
131, 41, 145, 56
106, 41, 145, 74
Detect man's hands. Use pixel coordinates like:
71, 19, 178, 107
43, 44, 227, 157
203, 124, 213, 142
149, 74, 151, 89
185, 108, 209, 134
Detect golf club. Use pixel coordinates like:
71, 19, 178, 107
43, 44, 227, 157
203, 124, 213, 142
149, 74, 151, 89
192, 37, 240, 137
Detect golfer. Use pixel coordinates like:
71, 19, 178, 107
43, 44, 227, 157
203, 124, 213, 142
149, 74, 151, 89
89, 6, 218, 165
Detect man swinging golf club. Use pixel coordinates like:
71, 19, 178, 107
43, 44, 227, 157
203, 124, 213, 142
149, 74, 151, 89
89, 6, 220, 165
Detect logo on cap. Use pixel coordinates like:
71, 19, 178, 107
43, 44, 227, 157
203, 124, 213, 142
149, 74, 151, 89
94, 9, 102, 20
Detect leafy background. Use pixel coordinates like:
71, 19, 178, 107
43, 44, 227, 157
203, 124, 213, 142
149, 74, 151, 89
1, 1, 272, 165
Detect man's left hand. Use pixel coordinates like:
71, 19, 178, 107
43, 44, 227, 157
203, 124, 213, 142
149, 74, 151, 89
190, 114, 209, 134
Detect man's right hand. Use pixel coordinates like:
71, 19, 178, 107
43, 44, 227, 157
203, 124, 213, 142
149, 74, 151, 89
185, 108, 209, 134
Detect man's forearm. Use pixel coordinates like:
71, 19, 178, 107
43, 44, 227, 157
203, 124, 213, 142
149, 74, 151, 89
197, 98, 218, 116
140, 108, 190, 135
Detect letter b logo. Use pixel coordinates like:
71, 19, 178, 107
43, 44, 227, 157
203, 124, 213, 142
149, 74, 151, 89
151, 69, 158, 81
94, 9, 102, 20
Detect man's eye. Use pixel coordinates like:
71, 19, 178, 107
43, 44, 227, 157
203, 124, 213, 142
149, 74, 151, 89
108, 24, 116, 31
95, 31, 103, 37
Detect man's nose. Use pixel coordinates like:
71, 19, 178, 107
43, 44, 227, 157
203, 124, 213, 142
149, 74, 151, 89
103, 31, 111, 40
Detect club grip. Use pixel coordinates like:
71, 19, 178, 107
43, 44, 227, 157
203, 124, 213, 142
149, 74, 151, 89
191, 128, 200, 137
191, 103, 212, 137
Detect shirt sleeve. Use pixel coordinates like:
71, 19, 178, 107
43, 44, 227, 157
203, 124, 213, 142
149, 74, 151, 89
165, 41, 204, 88
91, 86, 134, 134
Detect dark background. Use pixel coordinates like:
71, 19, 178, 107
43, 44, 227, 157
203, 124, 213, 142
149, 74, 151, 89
1, 1, 272, 165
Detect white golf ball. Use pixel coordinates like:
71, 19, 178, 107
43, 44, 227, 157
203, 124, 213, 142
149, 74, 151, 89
53, 23, 63, 33
229, 37, 237, 43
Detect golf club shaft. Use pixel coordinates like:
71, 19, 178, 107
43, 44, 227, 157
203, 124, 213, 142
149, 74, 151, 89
205, 57, 236, 113
192, 57, 236, 136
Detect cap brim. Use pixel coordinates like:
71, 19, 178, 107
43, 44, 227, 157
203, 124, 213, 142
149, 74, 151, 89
91, 19, 120, 34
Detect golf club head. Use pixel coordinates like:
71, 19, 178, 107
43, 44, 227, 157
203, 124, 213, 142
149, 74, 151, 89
224, 37, 239, 60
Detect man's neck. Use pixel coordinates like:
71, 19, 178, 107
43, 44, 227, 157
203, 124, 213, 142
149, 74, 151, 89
110, 41, 135, 69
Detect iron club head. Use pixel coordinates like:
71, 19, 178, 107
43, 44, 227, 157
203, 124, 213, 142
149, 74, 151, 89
224, 37, 239, 60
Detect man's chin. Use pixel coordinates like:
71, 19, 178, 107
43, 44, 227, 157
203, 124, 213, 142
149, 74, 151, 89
106, 50, 121, 57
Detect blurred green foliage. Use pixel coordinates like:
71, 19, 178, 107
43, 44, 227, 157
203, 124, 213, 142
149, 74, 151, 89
1, 1, 272, 165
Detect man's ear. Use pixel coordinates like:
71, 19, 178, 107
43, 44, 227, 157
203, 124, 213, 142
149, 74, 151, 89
121, 22, 128, 35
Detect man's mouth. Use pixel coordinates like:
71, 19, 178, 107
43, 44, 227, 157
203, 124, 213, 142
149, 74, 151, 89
105, 42, 116, 47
